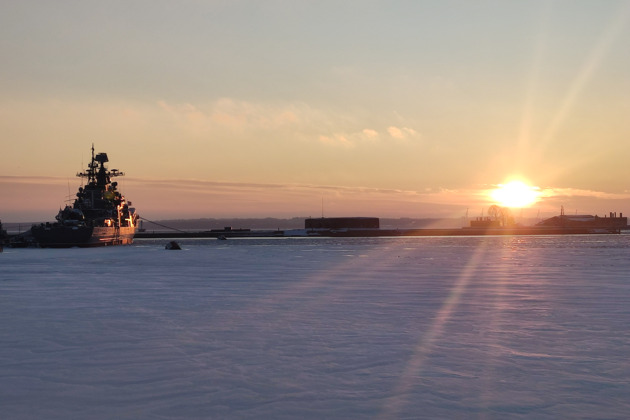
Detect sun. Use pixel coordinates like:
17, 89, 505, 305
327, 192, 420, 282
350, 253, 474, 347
490, 180, 540, 208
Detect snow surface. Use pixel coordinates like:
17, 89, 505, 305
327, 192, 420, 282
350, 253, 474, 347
1, 235, 630, 419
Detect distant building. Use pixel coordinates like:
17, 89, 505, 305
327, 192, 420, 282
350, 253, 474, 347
305, 217, 380, 230
536, 212, 627, 230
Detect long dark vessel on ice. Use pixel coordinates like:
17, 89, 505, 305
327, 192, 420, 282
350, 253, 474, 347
31, 147, 139, 247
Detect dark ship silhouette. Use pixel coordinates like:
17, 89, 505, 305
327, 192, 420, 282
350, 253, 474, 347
31, 146, 139, 247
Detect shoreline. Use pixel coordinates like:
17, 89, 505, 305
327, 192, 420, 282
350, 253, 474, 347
134, 226, 624, 239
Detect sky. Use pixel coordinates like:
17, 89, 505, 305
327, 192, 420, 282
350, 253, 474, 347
2, 0, 630, 223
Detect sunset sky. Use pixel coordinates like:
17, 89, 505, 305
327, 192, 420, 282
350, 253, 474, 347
2, 1, 630, 223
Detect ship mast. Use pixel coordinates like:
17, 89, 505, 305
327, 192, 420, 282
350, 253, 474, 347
76, 145, 124, 188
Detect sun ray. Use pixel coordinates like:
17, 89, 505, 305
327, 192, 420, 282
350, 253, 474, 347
533, 3, 630, 159
377, 240, 494, 418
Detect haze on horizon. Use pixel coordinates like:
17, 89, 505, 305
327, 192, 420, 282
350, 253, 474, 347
2, 1, 630, 223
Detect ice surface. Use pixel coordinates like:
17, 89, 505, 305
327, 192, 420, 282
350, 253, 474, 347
1, 235, 630, 419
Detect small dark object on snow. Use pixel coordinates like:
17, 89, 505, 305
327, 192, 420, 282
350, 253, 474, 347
165, 241, 181, 250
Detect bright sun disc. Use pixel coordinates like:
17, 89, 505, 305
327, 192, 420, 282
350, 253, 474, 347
490, 181, 539, 208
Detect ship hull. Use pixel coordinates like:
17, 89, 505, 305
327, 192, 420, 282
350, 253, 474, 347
31, 225, 136, 248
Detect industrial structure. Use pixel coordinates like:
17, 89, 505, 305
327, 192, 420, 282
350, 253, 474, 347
305, 217, 380, 230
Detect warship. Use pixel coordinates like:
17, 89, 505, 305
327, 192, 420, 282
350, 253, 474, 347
31, 146, 139, 247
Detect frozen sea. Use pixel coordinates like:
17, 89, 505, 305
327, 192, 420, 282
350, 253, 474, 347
1, 235, 630, 419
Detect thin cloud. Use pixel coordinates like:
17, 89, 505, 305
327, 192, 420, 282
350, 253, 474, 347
540, 187, 630, 200
5, 175, 629, 221
157, 99, 418, 147
387, 126, 418, 140
0, 175, 76, 185
6, 175, 629, 203
318, 128, 382, 147
319, 134, 353, 148
362, 129, 378, 139
158, 98, 315, 132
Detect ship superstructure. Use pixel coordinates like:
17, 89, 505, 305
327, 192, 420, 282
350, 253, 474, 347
31, 146, 138, 247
